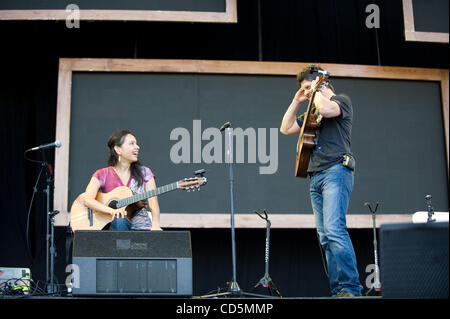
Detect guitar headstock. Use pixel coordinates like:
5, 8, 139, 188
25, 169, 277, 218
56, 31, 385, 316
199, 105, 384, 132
177, 174, 207, 192
310, 65, 330, 92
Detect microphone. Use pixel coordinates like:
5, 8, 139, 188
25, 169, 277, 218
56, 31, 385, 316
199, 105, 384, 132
28, 140, 62, 152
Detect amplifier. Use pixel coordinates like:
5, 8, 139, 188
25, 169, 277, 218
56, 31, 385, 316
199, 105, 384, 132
380, 222, 448, 298
71, 230, 192, 296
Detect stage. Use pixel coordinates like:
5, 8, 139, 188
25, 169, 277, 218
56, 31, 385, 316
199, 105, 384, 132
0, 295, 446, 319
0, 0, 448, 310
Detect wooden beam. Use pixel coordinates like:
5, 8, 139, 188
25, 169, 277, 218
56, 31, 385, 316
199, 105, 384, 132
402, 0, 415, 34
54, 59, 72, 226
441, 70, 449, 176
0, 0, 238, 23
160, 213, 414, 229
406, 31, 449, 43
65, 58, 443, 81
402, 0, 449, 43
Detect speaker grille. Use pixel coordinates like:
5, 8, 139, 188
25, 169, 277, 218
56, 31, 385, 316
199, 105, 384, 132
380, 222, 449, 298
96, 259, 177, 293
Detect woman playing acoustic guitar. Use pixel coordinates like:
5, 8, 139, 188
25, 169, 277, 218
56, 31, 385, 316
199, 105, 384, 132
80, 129, 162, 231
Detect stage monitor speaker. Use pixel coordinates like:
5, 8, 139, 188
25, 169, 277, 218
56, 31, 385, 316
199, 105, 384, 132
71, 230, 192, 296
380, 222, 448, 298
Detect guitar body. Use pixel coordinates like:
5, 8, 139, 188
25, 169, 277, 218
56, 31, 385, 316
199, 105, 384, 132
70, 186, 144, 231
295, 113, 319, 178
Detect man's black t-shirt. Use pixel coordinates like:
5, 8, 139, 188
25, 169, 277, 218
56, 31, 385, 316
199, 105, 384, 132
296, 94, 353, 173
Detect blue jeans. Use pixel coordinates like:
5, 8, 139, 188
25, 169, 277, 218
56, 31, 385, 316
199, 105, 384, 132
310, 163, 362, 296
110, 217, 131, 231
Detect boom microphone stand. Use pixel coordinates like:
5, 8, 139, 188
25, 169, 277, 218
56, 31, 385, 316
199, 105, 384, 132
198, 122, 271, 298
41, 152, 60, 294
25, 141, 61, 295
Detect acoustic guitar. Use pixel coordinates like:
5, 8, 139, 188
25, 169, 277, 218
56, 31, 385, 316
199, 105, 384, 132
294, 68, 329, 178
70, 174, 207, 231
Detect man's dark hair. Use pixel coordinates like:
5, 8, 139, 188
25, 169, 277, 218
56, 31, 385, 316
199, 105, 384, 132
296, 65, 334, 91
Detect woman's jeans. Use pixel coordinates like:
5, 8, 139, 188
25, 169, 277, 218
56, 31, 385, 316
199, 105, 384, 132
309, 163, 363, 296
110, 217, 131, 231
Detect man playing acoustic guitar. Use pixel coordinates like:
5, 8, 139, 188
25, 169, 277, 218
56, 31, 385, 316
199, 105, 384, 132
280, 66, 362, 297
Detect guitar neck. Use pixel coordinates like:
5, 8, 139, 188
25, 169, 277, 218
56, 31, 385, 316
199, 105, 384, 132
299, 92, 317, 136
299, 73, 327, 137
300, 74, 328, 133
117, 181, 179, 208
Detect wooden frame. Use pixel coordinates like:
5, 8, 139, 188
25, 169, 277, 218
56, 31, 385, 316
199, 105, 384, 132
54, 58, 449, 228
0, 0, 237, 23
402, 0, 449, 43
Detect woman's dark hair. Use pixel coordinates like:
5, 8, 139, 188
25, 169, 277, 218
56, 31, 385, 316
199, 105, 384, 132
107, 129, 144, 187
296, 65, 334, 92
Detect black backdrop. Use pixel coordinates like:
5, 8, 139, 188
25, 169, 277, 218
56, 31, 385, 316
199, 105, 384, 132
1, 0, 448, 297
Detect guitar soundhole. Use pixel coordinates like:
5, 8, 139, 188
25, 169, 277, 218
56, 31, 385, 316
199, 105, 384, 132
108, 200, 119, 209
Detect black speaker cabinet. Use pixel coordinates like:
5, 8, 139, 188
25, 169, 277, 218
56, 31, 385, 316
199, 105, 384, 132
71, 230, 192, 296
380, 222, 448, 299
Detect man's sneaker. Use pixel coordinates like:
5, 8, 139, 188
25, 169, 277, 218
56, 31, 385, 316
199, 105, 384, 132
335, 290, 355, 298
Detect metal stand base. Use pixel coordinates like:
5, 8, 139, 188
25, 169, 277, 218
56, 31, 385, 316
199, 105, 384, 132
252, 275, 282, 297
198, 281, 276, 298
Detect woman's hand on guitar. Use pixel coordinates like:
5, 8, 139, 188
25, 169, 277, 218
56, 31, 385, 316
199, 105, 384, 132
110, 207, 127, 220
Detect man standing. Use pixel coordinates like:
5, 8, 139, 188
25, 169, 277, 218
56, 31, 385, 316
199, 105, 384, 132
280, 65, 362, 297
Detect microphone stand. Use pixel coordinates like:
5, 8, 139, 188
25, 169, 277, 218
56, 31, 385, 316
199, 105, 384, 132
425, 195, 435, 223
364, 202, 381, 296
24, 147, 60, 295
198, 122, 271, 299
251, 210, 281, 297
41, 150, 60, 295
